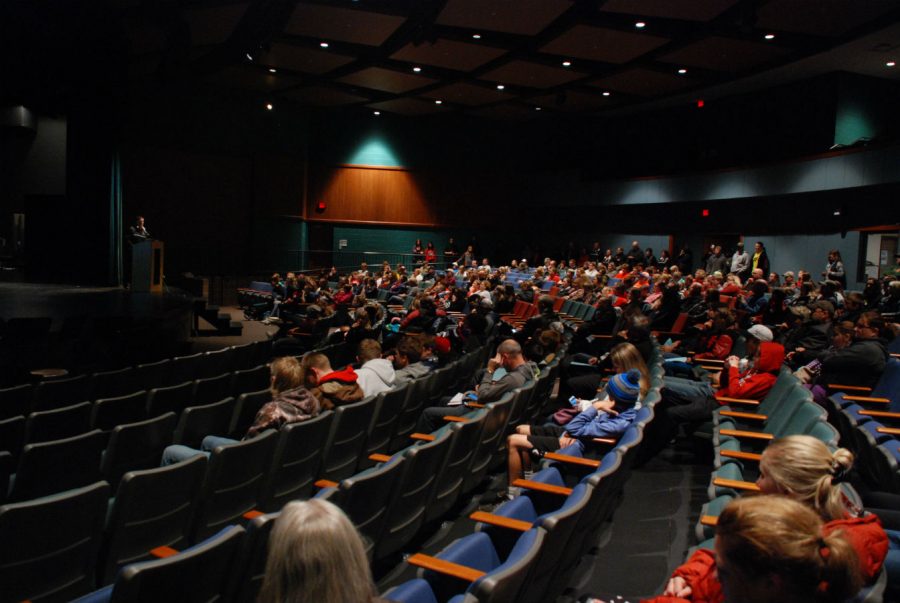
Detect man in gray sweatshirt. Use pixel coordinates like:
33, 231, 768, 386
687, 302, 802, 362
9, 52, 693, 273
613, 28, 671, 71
413, 339, 539, 434
355, 339, 395, 398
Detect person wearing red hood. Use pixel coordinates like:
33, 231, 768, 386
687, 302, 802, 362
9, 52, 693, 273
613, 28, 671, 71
659, 341, 785, 436
301, 352, 364, 410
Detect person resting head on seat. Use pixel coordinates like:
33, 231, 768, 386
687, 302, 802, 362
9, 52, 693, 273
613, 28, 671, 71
258, 499, 380, 603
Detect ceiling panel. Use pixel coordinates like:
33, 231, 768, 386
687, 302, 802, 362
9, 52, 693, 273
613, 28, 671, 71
599, 0, 739, 23
205, 65, 301, 91
285, 4, 406, 46
589, 67, 695, 96
368, 97, 448, 116
183, 3, 250, 47
263, 43, 355, 75
391, 39, 508, 71
281, 86, 369, 106
338, 67, 437, 94
468, 103, 538, 120
533, 89, 614, 111
482, 60, 586, 88
437, 0, 573, 36
541, 25, 670, 64
757, 0, 899, 37
422, 82, 512, 106
659, 36, 790, 72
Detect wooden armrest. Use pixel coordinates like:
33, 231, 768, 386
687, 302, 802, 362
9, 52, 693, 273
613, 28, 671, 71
592, 437, 617, 445
369, 453, 392, 463
719, 410, 767, 421
876, 426, 900, 435
693, 358, 724, 365
468, 511, 531, 532
700, 515, 719, 527
242, 510, 264, 520
410, 433, 436, 442
443, 416, 467, 423
466, 402, 486, 408
858, 410, 900, 419
843, 395, 890, 404
719, 450, 762, 461
715, 396, 760, 406
718, 429, 774, 440
407, 553, 486, 582
314, 479, 338, 489
511, 478, 572, 496
713, 477, 761, 492
543, 452, 600, 468
891, 353, 899, 359
827, 384, 872, 392
150, 546, 179, 558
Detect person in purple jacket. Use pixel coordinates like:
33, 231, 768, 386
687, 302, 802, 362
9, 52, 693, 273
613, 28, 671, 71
501, 368, 641, 501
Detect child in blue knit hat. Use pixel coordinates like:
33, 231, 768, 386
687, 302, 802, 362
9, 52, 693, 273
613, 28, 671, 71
501, 369, 642, 501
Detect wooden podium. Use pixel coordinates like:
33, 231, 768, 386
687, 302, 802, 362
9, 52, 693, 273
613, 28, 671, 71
132, 239, 164, 293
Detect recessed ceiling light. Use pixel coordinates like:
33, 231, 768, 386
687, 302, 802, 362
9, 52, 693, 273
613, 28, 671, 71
887, 61, 897, 67
413, 66, 422, 72
269, 68, 277, 73
635, 22, 646, 29
319, 42, 329, 48
373, 111, 381, 116
764, 33, 775, 40
678, 68, 687, 74
496, 84, 505, 90
602, 91, 611, 97
265, 103, 273, 110
245, 52, 254, 61
562, 61, 571, 67
472, 33, 481, 39
434, 100, 442, 104
535, 106, 542, 111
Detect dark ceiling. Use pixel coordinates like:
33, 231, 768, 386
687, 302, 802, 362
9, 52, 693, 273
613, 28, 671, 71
3, 0, 900, 119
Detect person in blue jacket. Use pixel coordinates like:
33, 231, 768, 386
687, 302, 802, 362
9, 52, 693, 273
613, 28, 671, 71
502, 368, 641, 501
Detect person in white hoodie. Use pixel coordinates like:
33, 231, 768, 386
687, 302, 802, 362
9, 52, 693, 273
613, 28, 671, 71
354, 339, 396, 397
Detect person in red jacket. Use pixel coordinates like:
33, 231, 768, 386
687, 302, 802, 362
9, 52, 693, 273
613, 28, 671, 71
646, 496, 863, 603
656, 436, 887, 603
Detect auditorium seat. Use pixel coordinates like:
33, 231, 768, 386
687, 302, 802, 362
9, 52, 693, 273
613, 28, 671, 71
169, 353, 204, 386
197, 347, 235, 379
0, 481, 109, 602
228, 389, 272, 439
9, 429, 107, 502
360, 385, 408, 467
89, 367, 137, 401
25, 400, 93, 444
374, 429, 454, 559
191, 430, 277, 542
91, 391, 148, 432
101, 412, 178, 488
229, 511, 277, 603
172, 397, 236, 449
390, 373, 437, 453
146, 381, 193, 418
230, 342, 256, 371
231, 364, 270, 398
76, 525, 245, 603
135, 358, 172, 390
462, 392, 515, 495
0, 415, 25, 464
32, 373, 90, 411
259, 411, 333, 511
0, 383, 33, 420
100, 455, 207, 583
192, 373, 233, 406
319, 396, 377, 481
425, 411, 489, 524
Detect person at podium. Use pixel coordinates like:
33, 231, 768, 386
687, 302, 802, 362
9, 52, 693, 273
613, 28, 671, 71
129, 215, 151, 243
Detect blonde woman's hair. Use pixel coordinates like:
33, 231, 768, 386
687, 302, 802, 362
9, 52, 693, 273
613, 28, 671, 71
761, 435, 854, 521
269, 357, 304, 396
609, 342, 650, 397
258, 499, 375, 603
717, 495, 861, 603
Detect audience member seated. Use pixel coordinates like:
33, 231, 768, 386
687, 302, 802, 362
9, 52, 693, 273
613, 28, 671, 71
257, 499, 384, 603
391, 335, 432, 385
161, 357, 319, 465
301, 353, 364, 409
650, 495, 864, 603
354, 339, 395, 398
504, 369, 641, 500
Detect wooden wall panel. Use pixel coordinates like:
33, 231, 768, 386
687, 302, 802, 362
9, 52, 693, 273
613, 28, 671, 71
307, 164, 438, 226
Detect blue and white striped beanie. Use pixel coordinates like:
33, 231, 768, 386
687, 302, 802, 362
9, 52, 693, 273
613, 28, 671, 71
605, 369, 641, 408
